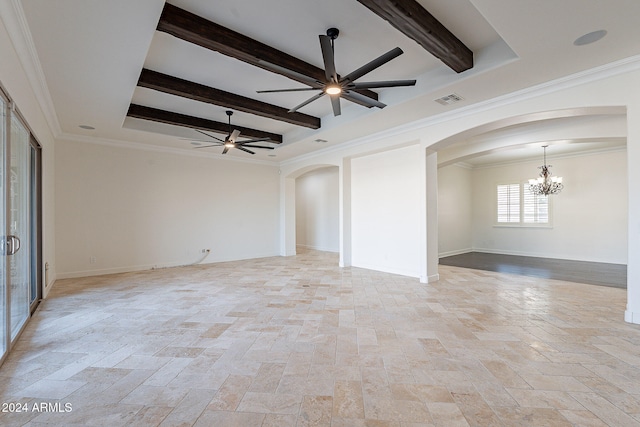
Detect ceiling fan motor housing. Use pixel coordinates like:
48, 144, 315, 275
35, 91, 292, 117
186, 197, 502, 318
326, 28, 339, 40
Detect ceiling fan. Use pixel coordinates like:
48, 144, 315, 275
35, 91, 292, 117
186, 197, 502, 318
188, 111, 275, 155
257, 28, 416, 116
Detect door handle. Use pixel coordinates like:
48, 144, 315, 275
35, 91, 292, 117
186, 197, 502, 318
6, 235, 21, 255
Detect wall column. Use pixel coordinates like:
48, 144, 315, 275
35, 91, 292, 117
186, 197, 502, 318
280, 174, 296, 256
339, 158, 352, 267
625, 104, 640, 323
420, 147, 439, 283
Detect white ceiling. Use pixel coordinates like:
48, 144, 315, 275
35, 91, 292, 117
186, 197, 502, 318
14, 0, 640, 164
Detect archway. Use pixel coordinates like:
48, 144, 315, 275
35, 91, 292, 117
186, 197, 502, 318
432, 106, 627, 280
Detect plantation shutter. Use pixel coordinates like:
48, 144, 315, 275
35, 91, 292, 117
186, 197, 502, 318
497, 184, 520, 223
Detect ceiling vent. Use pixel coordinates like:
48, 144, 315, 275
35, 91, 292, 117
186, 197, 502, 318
435, 93, 464, 106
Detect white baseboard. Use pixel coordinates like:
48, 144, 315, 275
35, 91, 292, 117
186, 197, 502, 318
55, 251, 280, 280
438, 248, 473, 258
352, 262, 420, 279
296, 244, 339, 253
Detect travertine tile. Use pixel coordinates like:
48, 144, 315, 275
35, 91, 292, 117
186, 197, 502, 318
297, 395, 332, 426
1, 249, 639, 426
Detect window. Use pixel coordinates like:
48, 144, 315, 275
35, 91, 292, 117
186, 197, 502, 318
523, 185, 549, 223
497, 182, 549, 225
497, 184, 520, 223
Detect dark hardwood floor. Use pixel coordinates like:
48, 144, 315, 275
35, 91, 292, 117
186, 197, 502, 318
439, 252, 627, 288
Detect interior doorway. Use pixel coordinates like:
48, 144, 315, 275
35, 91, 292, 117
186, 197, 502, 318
295, 166, 340, 253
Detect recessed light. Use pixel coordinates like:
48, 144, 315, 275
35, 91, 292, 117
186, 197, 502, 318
79, 124, 95, 130
573, 30, 607, 46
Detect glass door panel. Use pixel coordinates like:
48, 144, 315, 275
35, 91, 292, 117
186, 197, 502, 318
9, 114, 30, 340
0, 94, 6, 360
29, 141, 42, 313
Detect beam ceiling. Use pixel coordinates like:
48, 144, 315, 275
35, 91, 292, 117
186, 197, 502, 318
356, 0, 473, 73
156, 2, 379, 108
127, 104, 283, 144
137, 69, 320, 129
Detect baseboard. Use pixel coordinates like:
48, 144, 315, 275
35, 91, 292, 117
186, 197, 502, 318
352, 261, 420, 279
625, 310, 640, 325
438, 248, 473, 258
470, 247, 626, 264
296, 244, 339, 253
56, 251, 281, 280
420, 273, 440, 284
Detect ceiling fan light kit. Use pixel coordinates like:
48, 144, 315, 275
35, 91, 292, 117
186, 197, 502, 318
257, 27, 417, 117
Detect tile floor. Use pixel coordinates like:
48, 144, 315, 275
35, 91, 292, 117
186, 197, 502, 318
1, 248, 640, 426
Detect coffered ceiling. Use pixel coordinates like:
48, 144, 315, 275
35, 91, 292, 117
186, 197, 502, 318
11, 0, 640, 163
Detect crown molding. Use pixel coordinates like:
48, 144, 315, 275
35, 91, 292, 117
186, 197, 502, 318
281, 54, 640, 167
0, 0, 61, 137
58, 132, 278, 166
469, 142, 626, 170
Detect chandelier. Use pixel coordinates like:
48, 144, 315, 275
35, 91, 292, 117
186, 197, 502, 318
528, 145, 563, 196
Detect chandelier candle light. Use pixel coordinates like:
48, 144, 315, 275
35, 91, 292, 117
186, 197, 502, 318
528, 145, 564, 196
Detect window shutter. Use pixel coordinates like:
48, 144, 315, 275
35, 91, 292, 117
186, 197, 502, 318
523, 186, 549, 223
497, 184, 520, 223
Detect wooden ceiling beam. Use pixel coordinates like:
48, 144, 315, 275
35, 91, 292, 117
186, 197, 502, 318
156, 3, 379, 106
356, 0, 473, 73
137, 69, 320, 129
127, 104, 283, 143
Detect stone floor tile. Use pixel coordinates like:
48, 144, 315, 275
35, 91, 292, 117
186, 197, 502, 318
1, 249, 638, 426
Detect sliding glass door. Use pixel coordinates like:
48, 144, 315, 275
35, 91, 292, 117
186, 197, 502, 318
0, 88, 41, 365
0, 91, 6, 362
9, 112, 31, 340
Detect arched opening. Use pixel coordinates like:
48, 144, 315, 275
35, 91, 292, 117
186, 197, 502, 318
281, 163, 344, 262
433, 107, 627, 284
295, 166, 340, 253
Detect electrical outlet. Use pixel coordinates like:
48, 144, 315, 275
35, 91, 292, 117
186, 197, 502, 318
90, 256, 96, 264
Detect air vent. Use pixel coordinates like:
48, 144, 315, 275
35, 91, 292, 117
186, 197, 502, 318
435, 93, 464, 106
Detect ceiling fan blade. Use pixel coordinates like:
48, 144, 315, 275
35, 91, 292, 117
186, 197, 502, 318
235, 138, 271, 145
351, 79, 417, 89
195, 129, 225, 142
236, 146, 255, 155
181, 138, 222, 143
222, 146, 230, 155
330, 95, 341, 116
319, 35, 338, 83
341, 47, 404, 83
257, 60, 324, 89
288, 91, 326, 113
343, 90, 387, 109
257, 87, 321, 93
229, 129, 241, 143
241, 144, 275, 150
194, 143, 224, 149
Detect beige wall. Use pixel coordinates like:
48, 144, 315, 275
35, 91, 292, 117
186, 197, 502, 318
55, 139, 280, 278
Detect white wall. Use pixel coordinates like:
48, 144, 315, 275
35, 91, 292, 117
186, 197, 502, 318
55, 140, 280, 278
437, 163, 473, 257
471, 149, 627, 264
295, 166, 339, 252
351, 145, 421, 277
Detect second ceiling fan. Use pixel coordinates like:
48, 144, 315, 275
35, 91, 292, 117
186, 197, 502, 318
190, 110, 275, 155
257, 28, 416, 116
